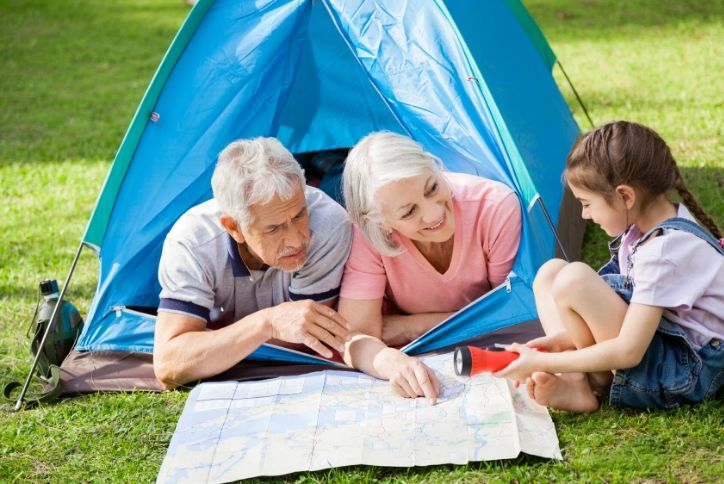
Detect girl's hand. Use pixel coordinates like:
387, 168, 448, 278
493, 343, 545, 386
387, 353, 441, 405
527, 331, 575, 352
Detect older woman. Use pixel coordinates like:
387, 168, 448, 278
339, 132, 521, 403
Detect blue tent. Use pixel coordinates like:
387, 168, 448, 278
58, 0, 583, 391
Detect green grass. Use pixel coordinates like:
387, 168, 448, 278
1, 0, 723, 481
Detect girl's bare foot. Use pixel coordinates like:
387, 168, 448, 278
528, 372, 599, 413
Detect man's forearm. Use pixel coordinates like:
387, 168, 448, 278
155, 311, 271, 388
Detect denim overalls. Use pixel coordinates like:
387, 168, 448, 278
598, 217, 724, 410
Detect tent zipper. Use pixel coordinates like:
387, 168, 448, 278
111, 306, 152, 318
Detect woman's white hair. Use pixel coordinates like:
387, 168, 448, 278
211, 137, 305, 229
343, 131, 445, 256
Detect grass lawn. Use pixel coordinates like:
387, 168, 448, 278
1, 0, 722, 481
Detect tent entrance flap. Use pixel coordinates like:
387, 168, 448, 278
274, 0, 406, 153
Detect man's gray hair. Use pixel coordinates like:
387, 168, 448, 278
343, 131, 444, 256
211, 137, 305, 229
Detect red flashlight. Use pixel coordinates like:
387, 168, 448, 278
453, 345, 519, 376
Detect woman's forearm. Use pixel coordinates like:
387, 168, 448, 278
382, 312, 453, 346
343, 333, 403, 380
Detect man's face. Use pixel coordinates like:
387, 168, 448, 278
231, 184, 311, 272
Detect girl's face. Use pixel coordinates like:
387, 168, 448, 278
569, 183, 629, 236
375, 171, 455, 244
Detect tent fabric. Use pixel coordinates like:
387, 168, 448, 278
499, 0, 556, 69
60, 321, 544, 393
62, 0, 583, 391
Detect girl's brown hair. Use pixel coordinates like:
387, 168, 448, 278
564, 120, 721, 239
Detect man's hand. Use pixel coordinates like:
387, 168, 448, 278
268, 300, 350, 358
387, 353, 441, 405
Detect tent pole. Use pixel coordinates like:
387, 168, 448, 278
535, 197, 570, 262
556, 60, 594, 129
14, 242, 85, 411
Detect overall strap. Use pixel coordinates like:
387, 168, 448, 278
637, 217, 724, 255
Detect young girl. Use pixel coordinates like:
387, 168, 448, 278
495, 121, 723, 412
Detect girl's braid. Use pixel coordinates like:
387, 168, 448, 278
672, 164, 722, 239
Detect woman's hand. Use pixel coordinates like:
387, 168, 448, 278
493, 343, 546, 386
526, 331, 575, 352
386, 352, 441, 405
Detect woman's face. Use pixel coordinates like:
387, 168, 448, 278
375, 171, 455, 244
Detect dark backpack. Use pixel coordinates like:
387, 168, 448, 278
28, 279, 84, 380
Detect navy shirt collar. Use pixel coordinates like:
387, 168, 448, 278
225, 233, 250, 277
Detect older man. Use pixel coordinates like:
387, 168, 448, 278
153, 138, 352, 389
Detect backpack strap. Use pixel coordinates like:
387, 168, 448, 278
3, 365, 63, 409
636, 217, 724, 255
29, 320, 53, 380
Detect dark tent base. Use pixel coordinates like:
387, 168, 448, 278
58, 320, 544, 395
556, 187, 587, 262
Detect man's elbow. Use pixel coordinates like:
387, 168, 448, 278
153, 354, 183, 390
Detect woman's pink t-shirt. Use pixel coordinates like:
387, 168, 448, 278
340, 172, 522, 314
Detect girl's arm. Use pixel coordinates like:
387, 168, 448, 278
338, 297, 440, 403
496, 303, 664, 381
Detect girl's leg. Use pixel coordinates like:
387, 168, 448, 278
528, 262, 628, 412
531, 259, 575, 350
551, 262, 629, 394
532, 258, 568, 335
528, 259, 596, 411
551, 262, 629, 346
